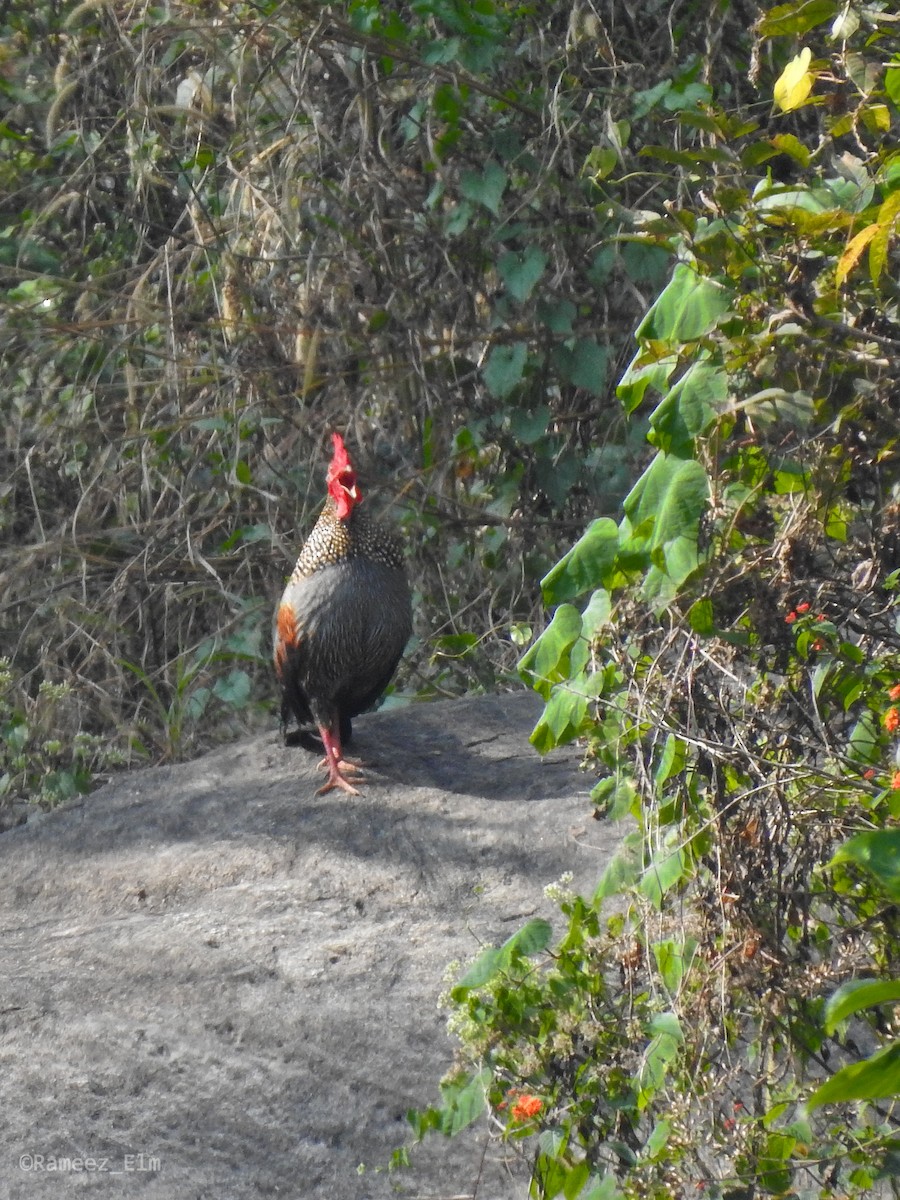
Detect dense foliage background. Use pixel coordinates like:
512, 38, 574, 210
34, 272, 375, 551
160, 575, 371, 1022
1, 0, 664, 802
5, 0, 900, 1196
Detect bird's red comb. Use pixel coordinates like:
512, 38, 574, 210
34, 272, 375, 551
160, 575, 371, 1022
329, 432, 351, 475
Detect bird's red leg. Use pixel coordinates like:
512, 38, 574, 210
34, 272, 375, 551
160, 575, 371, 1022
316, 723, 363, 795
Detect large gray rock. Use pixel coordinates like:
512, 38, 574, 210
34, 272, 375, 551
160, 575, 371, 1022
0, 692, 623, 1199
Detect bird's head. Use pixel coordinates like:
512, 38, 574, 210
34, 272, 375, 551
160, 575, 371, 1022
326, 432, 362, 521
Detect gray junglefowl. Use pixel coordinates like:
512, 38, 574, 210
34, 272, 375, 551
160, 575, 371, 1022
273, 433, 412, 795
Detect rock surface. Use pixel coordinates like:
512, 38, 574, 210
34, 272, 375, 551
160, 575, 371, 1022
0, 692, 624, 1199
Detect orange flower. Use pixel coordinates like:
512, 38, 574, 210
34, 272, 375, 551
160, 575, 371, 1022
892, 771, 900, 791
885, 708, 900, 733
890, 684, 900, 702
812, 639, 825, 651
785, 611, 797, 624
510, 1094, 543, 1121
863, 768, 876, 780
796, 602, 810, 613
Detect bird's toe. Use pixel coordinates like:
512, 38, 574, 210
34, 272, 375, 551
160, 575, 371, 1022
316, 771, 362, 796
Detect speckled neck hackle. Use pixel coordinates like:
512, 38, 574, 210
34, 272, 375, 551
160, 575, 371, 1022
289, 498, 405, 582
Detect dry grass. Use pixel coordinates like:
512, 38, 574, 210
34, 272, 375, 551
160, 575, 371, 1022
0, 0, 746, 794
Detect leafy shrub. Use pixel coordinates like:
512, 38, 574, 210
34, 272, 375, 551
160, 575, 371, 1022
403, 2, 900, 1196
0, 658, 124, 808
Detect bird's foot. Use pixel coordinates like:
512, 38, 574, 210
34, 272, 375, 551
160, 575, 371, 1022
316, 762, 363, 796
315, 724, 365, 795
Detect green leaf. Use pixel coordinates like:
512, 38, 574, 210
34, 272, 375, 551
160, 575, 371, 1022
758, 0, 839, 35
531, 684, 589, 751
583, 145, 618, 181
503, 917, 553, 959
556, 338, 608, 396
185, 686, 211, 721
636, 1012, 683, 1107
562, 1161, 591, 1200
0, 237, 61, 272
653, 733, 686, 787
445, 200, 473, 235
212, 669, 251, 707
454, 918, 552, 993
770, 133, 811, 167
459, 160, 507, 214
648, 1010, 684, 1043
592, 772, 636, 820
622, 242, 671, 286
623, 451, 708, 542
453, 947, 501, 992
652, 938, 698, 994
5, 718, 29, 752
238, 523, 273, 545
580, 1174, 625, 1200
534, 1145, 569, 1198
823, 978, 900, 1034
581, 589, 612, 638
644, 1119, 671, 1160
632, 78, 675, 119
640, 835, 689, 909
663, 80, 711, 112
758, 1130, 796, 1194
537, 298, 576, 333
587, 247, 617, 288
621, 454, 709, 601
743, 388, 814, 429
484, 342, 527, 398
847, 711, 880, 764
594, 832, 642, 902
435, 632, 478, 656
635, 263, 732, 342
688, 598, 714, 634
510, 406, 550, 444
439, 1068, 490, 1134
649, 360, 725, 455
498, 245, 547, 301
541, 519, 620, 604
831, 830, 900, 900
807, 1040, 900, 1110
617, 352, 679, 414
825, 505, 847, 540
519, 604, 583, 692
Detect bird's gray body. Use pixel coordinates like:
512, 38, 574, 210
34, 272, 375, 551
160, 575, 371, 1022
275, 497, 412, 746
277, 554, 412, 736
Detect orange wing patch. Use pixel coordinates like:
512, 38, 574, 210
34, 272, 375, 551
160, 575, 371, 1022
274, 602, 301, 678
